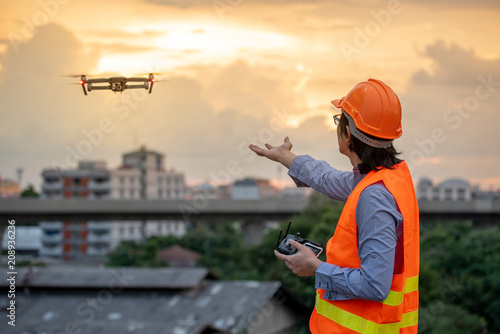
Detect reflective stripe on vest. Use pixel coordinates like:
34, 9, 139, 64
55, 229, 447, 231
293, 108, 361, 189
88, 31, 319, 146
315, 292, 418, 333
383, 275, 419, 307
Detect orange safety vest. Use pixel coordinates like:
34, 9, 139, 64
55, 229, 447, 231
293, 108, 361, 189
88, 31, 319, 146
310, 160, 419, 334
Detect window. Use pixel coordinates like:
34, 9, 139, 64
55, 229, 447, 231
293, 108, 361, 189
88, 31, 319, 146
457, 188, 466, 200
130, 189, 135, 198
444, 188, 453, 200
130, 177, 135, 185
158, 189, 163, 198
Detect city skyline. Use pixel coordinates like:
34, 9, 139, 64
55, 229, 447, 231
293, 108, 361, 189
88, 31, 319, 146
1, 0, 500, 191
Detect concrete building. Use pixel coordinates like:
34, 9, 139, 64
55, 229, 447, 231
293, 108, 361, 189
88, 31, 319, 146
417, 177, 472, 201
232, 178, 259, 200
41, 161, 110, 200
1, 267, 307, 334
0, 177, 21, 198
38, 147, 188, 260
111, 146, 186, 200
232, 178, 280, 200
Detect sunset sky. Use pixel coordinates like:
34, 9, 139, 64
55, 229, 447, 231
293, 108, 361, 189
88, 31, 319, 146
1, 0, 499, 191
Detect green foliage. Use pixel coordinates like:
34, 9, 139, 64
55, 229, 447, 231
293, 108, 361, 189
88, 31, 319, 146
419, 303, 486, 334
107, 240, 165, 267
20, 184, 39, 198
419, 221, 500, 333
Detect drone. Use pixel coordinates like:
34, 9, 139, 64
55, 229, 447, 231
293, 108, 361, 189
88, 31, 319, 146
73, 73, 158, 95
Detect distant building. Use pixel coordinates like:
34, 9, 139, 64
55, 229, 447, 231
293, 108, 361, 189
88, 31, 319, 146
189, 183, 221, 200
41, 160, 110, 200
157, 245, 201, 267
110, 146, 186, 200
38, 147, 188, 260
0, 177, 21, 198
256, 179, 279, 199
232, 178, 259, 200
417, 177, 472, 201
1, 226, 41, 256
0, 267, 307, 334
232, 178, 280, 200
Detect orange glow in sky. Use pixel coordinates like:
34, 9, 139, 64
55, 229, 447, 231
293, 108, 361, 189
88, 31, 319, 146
0, 0, 499, 189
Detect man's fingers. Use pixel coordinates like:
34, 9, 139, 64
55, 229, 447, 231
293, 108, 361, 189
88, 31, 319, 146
288, 239, 302, 249
249, 144, 265, 155
274, 250, 290, 261
265, 143, 273, 149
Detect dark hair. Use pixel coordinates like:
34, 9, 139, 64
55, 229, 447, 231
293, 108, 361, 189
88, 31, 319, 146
339, 113, 401, 171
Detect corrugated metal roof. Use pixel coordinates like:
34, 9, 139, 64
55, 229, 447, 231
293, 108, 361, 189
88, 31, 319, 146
0, 266, 214, 289
3, 280, 287, 334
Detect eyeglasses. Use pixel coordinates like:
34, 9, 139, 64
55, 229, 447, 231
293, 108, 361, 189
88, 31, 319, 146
333, 114, 341, 126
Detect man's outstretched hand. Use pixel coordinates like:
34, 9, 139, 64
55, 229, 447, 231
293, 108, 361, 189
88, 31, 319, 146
249, 137, 297, 169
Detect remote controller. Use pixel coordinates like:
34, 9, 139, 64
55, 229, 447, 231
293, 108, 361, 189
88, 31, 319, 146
276, 221, 323, 257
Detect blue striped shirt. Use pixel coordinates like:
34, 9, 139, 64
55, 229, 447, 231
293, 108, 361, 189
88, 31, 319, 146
288, 155, 403, 302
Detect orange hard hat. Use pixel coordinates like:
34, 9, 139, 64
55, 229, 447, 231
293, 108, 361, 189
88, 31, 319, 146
331, 79, 402, 140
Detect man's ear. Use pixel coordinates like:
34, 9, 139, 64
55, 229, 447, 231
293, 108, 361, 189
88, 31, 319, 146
345, 125, 354, 151
345, 125, 352, 143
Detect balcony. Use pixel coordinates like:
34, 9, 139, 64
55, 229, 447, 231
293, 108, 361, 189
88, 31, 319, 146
87, 246, 109, 256
88, 233, 111, 244
40, 221, 63, 229
42, 181, 63, 192
88, 221, 111, 230
40, 246, 63, 257
88, 180, 110, 192
41, 233, 63, 244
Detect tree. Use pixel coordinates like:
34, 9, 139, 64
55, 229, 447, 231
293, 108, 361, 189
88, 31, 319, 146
21, 184, 39, 198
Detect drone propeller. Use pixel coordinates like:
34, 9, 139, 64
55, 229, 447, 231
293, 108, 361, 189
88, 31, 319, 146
61, 74, 86, 78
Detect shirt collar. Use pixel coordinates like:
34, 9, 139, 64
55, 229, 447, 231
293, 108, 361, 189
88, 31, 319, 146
354, 163, 371, 175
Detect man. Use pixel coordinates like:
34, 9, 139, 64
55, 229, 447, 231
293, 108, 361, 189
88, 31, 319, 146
249, 79, 419, 333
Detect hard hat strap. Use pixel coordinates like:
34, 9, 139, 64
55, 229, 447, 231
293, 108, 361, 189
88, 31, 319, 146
343, 112, 393, 149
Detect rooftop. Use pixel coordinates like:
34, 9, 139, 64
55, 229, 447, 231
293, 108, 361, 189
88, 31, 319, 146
1, 266, 306, 334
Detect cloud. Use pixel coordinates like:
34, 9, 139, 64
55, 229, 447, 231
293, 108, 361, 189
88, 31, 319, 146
145, 0, 321, 6
411, 40, 500, 86
0, 23, 102, 183
89, 42, 158, 54
399, 40, 500, 183
84, 29, 166, 40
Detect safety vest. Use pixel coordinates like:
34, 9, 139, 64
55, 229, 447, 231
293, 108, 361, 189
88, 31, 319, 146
310, 160, 419, 334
